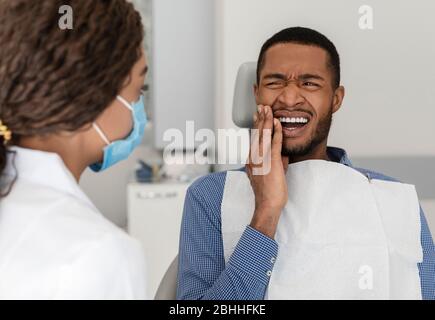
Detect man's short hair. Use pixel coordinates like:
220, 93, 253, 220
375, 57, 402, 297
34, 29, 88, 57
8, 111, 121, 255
257, 27, 341, 88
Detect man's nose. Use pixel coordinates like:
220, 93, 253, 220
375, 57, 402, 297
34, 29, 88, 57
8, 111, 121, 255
276, 83, 305, 108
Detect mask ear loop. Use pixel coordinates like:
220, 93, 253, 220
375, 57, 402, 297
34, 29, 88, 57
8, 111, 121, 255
93, 95, 134, 146
92, 123, 111, 146
116, 95, 133, 111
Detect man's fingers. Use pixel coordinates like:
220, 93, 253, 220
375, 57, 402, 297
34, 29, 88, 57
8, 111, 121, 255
252, 106, 261, 130
250, 105, 275, 167
249, 106, 261, 165
272, 119, 289, 172
281, 155, 289, 173
257, 105, 265, 145
250, 124, 260, 164
263, 105, 273, 131
261, 105, 273, 152
251, 105, 264, 162
272, 118, 283, 157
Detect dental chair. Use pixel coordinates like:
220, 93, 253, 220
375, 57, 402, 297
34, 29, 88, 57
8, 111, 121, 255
232, 61, 257, 128
154, 62, 257, 300
154, 256, 178, 300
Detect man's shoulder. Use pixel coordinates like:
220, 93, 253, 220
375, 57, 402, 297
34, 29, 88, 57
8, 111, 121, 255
186, 165, 407, 206
351, 166, 424, 210
188, 168, 245, 194
189, 171, 227, 191
350, 166, 401, 183
186, 169, 247, 210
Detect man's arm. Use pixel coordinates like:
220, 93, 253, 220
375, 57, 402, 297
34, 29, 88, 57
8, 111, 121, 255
177, 106, 288, 300
176, 182, 278, 300
418, 206, 435, 300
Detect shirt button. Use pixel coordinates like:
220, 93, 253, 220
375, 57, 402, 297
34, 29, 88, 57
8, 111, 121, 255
266, 270, 272, 277
270, 257, 276, 264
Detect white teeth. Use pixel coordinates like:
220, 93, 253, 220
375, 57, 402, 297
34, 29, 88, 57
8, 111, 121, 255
278, 117, 309, 124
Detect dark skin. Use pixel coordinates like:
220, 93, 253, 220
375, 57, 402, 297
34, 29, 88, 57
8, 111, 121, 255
246, 43, 345, 238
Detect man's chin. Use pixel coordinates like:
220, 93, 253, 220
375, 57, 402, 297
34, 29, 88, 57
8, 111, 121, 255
280, 108, 333, 158
281, 140, 313, 158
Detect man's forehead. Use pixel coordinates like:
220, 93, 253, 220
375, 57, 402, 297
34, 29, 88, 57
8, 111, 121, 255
262, 43, 329, 76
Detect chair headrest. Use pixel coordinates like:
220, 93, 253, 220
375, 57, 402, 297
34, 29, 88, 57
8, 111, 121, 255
232, 62, 257, 128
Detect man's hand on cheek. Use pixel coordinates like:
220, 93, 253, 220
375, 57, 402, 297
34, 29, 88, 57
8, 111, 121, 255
246, 105, 289, 239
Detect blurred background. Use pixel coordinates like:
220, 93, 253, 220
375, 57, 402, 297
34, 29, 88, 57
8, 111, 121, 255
78, 0, 435, 297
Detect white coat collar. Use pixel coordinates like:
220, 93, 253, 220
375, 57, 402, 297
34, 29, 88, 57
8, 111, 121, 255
3, 146, 97, 211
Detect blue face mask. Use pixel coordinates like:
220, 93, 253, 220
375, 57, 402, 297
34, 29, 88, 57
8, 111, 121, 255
90, 95, 147, 172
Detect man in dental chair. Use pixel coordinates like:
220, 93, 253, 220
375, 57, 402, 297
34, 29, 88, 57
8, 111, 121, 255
176, 27, 435, 300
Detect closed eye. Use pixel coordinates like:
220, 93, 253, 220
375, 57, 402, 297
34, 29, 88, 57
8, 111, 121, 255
303, 82, 319, 87
265, 81, 286, 88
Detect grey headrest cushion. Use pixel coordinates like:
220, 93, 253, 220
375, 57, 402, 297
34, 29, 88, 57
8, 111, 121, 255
232, 62, 257, 128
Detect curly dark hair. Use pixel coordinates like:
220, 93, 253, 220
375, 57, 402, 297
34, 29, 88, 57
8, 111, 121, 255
0, 0, 144, 196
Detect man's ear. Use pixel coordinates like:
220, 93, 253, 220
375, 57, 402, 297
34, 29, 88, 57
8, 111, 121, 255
332, 85, 345, 114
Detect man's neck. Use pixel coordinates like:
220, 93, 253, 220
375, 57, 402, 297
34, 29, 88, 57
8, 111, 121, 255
287, 144, 330, 164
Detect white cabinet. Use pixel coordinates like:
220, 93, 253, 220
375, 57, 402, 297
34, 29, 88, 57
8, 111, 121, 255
127, 182, 190, 298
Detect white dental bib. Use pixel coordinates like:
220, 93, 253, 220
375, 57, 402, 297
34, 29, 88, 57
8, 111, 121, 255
221, 160, 422, 299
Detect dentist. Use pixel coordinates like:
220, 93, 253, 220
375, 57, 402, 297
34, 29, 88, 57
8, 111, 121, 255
0, 0, 148, 299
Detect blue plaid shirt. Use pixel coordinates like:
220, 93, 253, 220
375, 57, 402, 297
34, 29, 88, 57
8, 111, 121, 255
177, 147, 435, 300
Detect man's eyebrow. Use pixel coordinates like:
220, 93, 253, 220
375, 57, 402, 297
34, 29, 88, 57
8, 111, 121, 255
262, 73, 325, 81
298, 74, 325, 81
140, 66, 148, 76
262, 73, 288, 81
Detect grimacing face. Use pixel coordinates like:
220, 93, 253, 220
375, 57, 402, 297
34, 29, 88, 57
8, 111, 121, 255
254, 43, 345, 157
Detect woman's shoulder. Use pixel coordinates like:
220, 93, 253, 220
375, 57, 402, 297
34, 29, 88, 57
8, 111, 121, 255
40, 192, 140, 256
0, 182, 146, 299
2, 178, 143, 264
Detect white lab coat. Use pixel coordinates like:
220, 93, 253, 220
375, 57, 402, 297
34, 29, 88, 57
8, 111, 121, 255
0, 147, 147, 300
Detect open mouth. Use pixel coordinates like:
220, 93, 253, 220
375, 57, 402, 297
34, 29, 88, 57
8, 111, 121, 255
278, 117, 309, 130
275, 116, 311, 138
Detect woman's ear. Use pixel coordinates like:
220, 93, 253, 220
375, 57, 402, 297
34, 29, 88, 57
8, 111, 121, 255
254, 84, 259, 105
332, 85, 345, 114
